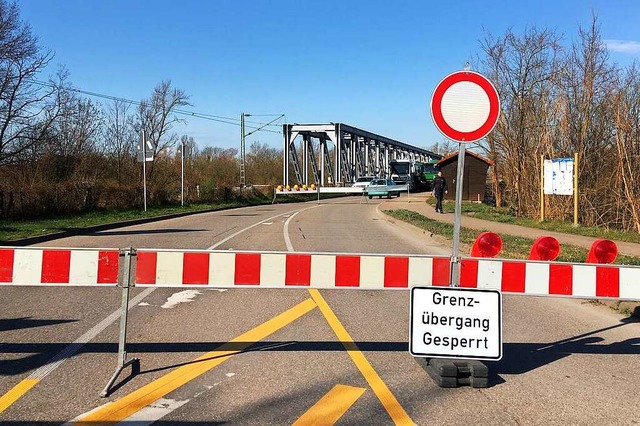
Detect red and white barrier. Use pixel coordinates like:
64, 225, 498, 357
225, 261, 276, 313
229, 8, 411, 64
0, 247, 120, 286
460, 258, 640, 300
134, 249, 640, 300
1, 246, 638, 300
135, 250, 451, 288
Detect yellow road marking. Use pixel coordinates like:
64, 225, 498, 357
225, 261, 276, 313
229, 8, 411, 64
308, 289, 414, 426
72, 298, 317, 426
293, 384, 366, 426
0, 378, 39, 414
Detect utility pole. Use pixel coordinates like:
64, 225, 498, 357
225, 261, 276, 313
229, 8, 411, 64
240, 112, 284, 188
240, 113, 248, 188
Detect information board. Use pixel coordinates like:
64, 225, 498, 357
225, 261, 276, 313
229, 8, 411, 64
410, 287, 502, 360
544, 158, 574, 195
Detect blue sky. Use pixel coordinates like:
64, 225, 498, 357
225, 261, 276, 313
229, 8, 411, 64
17, 0, 640, 152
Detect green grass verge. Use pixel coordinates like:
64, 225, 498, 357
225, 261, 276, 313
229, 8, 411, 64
0, 200, 265, 242
427, 199, 640, 244
385, 209, 640, 266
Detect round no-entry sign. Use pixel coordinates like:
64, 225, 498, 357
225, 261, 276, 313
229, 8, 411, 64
431, 70, 500, 143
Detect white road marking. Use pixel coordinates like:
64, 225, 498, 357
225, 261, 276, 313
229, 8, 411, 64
284, 211, 303, 252
28, 288, 155, 381
160, 290, 202, 309
115, 397, 190, 426
67, 204, 322, 424
207, 208, 313, 249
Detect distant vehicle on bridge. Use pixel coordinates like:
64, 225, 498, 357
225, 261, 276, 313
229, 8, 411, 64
365, 178, 403, 199
389, 159, 440, 191
351, 176, 377, 188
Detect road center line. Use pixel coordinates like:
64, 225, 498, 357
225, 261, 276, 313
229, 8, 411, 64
308, 289, 414, 426
283, 207, 414, 425
208, 206, 319, 250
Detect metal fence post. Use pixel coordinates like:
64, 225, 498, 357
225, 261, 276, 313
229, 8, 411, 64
101, 248, 140, 397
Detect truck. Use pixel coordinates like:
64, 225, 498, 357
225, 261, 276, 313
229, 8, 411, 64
389, 159, 440, 191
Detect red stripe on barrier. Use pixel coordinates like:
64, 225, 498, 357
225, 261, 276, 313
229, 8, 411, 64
595, 266, 619, 298
235, 253, 261, 285
136, 251, 158, 285
460, 259, 478, 288
549, 264, 573, 295
0, 249, 14, 283
41, 250, 71, 284
97, 251, 119, 284
384, 257, 409, 288
335, 256, 360, 287
285, 254, 311, 286
501, 261, 526, 293
183, 252, 210, 285
432, 258, 451, 286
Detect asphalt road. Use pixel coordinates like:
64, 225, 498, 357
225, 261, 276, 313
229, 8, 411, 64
1, 196, 639, 425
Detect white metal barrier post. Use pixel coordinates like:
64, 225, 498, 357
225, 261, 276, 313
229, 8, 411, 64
101, 248, 140, 397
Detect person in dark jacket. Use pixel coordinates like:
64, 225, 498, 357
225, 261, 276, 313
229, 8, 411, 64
431, 171, 448, 213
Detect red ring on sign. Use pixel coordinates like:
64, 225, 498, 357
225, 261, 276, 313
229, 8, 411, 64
431, 71, 500, 143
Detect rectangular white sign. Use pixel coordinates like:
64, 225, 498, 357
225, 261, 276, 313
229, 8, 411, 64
410, 287, 502, 360
136, 138, 155, 163
544, 158, 573, 195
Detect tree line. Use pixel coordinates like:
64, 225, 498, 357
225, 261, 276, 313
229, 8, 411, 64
1, 2, 639, 233
0, 1, 280, 220
477, 17, 640, 232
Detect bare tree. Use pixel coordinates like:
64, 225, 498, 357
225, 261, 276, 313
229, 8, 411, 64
612, 64, 640, 232
104, 99, 136, 183
479, 27, 563, 215
0, 0, 57, 165
138, 80, 190, 176
557, 15, 617, 226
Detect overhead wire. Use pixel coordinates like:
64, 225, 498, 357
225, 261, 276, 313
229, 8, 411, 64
28, 79, 284, 134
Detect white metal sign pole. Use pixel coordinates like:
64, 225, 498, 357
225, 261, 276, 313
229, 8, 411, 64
181, 138, 185, 207
142, 130, 147, 212
450, 145, 466, 287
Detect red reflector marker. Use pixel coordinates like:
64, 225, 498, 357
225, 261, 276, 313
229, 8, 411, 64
529, 236, 560, 261
586, 239, 618, 264
470, 232, 503, 258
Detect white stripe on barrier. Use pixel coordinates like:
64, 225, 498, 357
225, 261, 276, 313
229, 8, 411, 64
210, 252, 235, 286
70, 250, 98, 285
261, 253, 286, 287
14, 249, 43, 285
361, 256, 385, 289
409, 257, 432, 287
572, 264, 596, 298
157, 251, 183, 286
477, 260, 501, 290
620, 267, 638, 300
310, 254, 336, 288
525, 262, 549, 296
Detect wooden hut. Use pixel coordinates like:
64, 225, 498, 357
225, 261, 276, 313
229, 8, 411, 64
436, 150, 492, 201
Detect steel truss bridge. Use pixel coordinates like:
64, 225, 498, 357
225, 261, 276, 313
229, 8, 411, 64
282, 123, 440, 187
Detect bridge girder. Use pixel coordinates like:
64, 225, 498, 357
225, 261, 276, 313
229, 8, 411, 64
283, 123, 441, 186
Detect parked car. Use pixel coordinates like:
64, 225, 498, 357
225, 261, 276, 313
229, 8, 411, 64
351, 176, 377, 188
365, 178, 402, 199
